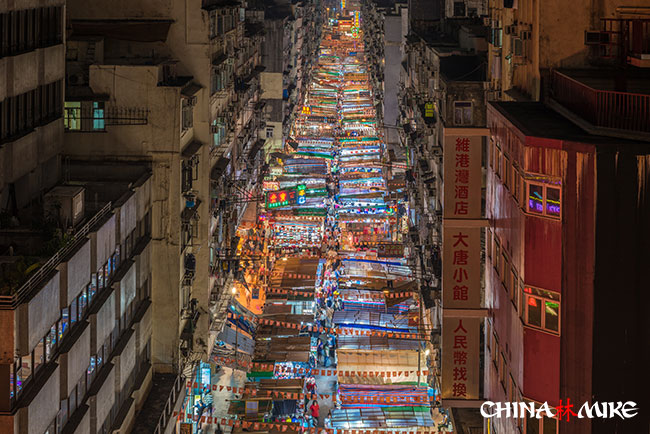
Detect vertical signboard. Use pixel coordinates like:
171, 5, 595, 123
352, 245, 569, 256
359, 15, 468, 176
441, 128, 486, 405
441, 317, 481, 400
443, 135, 482, 219
442, 226, 481, 309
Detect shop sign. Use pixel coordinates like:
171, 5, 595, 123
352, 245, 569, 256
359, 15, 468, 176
424, 102, 435, 118
442, 134, 482, 219
441, 226, 481, 309
266, 184, 306, 208
441, 317, 480, 400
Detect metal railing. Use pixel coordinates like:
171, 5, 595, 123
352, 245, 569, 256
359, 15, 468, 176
551, 69, 650, 133
0, 202, 113, 309
153, 374, 185, 434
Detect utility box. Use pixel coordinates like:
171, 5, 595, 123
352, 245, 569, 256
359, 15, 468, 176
44, 186, 85, 229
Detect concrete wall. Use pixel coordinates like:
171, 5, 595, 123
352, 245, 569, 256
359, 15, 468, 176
94, 365, 115, 428
20, 273, 61, 354
27, 366, 60, 434
120, 193, 137, 245
0, 2, 64, 205
95, 292, 116, 353
120, 266, 137, 318
65, 241, 92, 306
65, 325, 92, 393
96, 214, 116, 270
66, 0, 172, 19
119, 332, 136, 391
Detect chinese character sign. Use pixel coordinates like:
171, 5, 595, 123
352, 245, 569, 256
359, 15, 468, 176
443, 135, 482, 219
265, 185, 306, 209
442, 226, 481, 309
441, 317, 480, 400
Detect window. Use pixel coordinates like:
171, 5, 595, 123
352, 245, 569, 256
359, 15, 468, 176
44, 418, 56, 434
453, 1, 466, 16
526, 181, 561, 218
70, 299, 78, 324
212, 118, 228, 148
78, 290, 88, 319
546, 187, 560, 217
45, 324, 57, 361
87, 356, 97, 384
57, 398, 68, 433
526, 414, 558, 434
453, 102, 472, 126
181, 98, 193, 131
523, 287, 560, 334
494, 144, 501, 178
64, 102, 81, 130
486, 228, 492, 260
92, 102, 105, 130
527, 183, 543, 214
266, 126, 274, 138
34, 338, 45, 372
88, 276, 97, 304
489, 139, 495, 169
504, 155, 511, 190
494, 238, 501, 275
15, 354, 32, 396
513, 167, 521, 203
69, 386, 78, 416
59, 307, 69, 340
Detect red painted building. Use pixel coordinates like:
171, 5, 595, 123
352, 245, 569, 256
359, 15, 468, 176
484, 101, 650, 434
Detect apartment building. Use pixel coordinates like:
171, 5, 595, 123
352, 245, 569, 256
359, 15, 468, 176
362, 0, 408, 147
61, 0, 262, 431
0, 161, 153, 434
256, 0, 322, 148
485, 98, 650, 434
484, 0, 648, 100
0, 1, 65, 218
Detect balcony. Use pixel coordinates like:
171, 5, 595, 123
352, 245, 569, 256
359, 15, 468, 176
550, 69, 650, 135
591, 18, 650, 67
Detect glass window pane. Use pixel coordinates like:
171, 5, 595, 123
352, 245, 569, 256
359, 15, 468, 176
546, 187, 561, 217
79, 291, 87, 318
17, 355, 32, 394
527, 296, 542, 327
59, 307, 69, 339
544, 301, 559, 332
528, 184, 544, 214
70, 300, 77, 324
34, 339, 45, 371
92, 102, 105, 130
64, 101, 81, 130
543, 416, 557, 434
527, 413, 540, 434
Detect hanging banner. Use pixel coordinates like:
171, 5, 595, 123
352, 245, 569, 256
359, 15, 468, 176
441, 226, 481, 309
441, 317, 481, 400
442, 134, 482, 219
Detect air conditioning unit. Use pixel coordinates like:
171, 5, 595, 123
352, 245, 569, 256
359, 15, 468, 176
584, 31, 609, 45
66, 72, 86, 86
483, 17, 491, 26
44, 186, 85, 229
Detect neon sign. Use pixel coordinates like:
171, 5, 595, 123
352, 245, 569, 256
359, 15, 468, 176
266, 184, 306, 209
